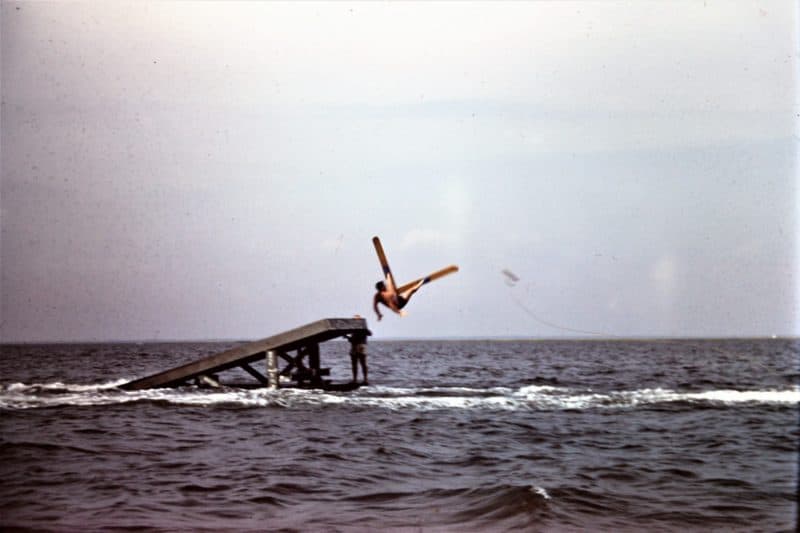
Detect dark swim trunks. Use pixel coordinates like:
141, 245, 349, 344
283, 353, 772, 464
396, 295, 408, 309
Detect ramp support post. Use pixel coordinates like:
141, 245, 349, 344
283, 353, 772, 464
308, 343, 321, 386
267, 350, 279, 389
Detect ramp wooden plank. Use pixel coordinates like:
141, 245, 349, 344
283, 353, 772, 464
120, 318, 367, 390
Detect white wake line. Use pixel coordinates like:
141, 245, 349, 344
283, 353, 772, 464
1, 382, 798, 410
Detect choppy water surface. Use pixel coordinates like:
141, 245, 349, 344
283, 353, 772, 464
1, 339, 797, 531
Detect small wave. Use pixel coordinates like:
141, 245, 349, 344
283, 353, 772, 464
1, 381, 797, 411
683, 389, 799, 404
4, 379, 129, 393
0, 440, 98, 455
347, 483, 551, 524
441, 484, 552, 525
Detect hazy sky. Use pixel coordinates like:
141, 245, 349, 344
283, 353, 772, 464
2, 1, 798, 342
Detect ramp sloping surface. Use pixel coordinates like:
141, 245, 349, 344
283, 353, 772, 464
120, 318, 367, 390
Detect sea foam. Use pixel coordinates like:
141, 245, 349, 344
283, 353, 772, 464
1, 382, 797, 411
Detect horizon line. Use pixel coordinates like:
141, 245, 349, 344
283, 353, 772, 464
1, 334, 796, 346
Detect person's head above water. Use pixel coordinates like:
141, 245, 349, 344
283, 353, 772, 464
375, 281, 386, 291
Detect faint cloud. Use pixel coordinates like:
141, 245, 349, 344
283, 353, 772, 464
321, 234, 345, 253
440, 182, 472, 218
400, 228, 452, 249
651, 255, 677, 292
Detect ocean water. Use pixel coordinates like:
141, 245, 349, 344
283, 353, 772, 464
1, 338, 797, 531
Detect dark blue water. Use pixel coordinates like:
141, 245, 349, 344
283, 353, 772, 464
1, 338, 797, 531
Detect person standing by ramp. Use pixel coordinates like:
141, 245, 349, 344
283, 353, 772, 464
346, 325, 371, 385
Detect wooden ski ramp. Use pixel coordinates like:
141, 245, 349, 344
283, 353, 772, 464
120, 317, 368, 391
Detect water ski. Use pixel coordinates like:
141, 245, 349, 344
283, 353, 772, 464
372, 236, 398, 293
396, 265, 459, 294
